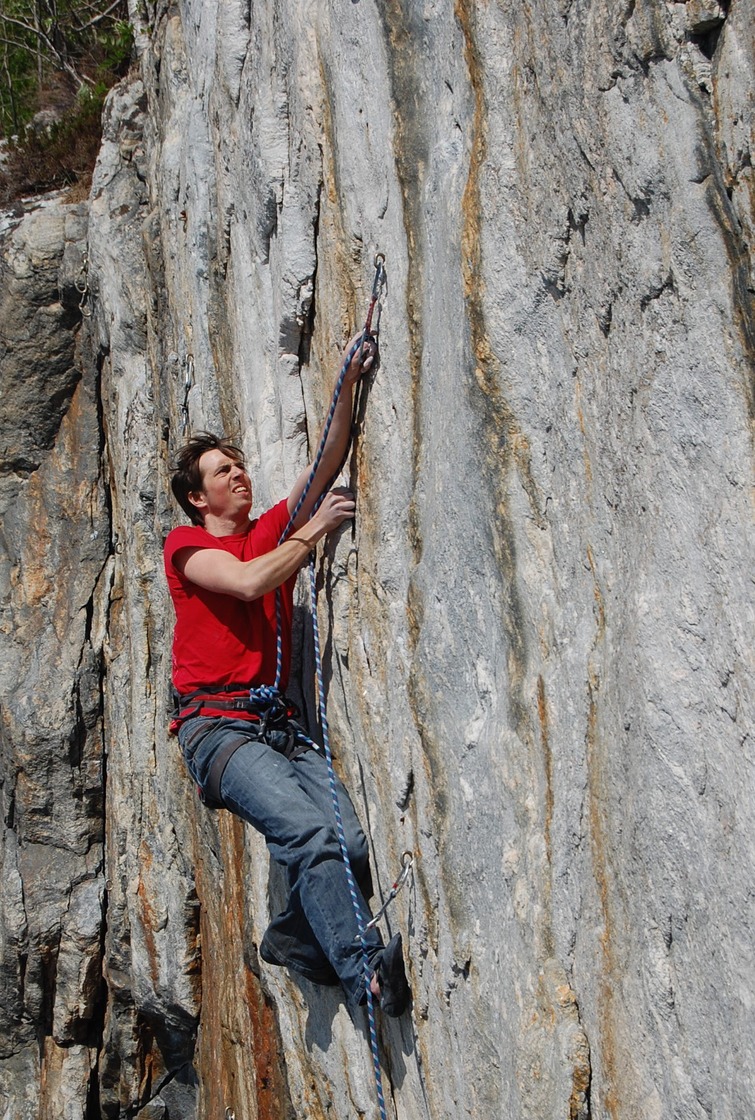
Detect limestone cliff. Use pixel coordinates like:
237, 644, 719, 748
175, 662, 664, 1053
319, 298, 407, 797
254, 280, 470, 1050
1, 1, 753, 1118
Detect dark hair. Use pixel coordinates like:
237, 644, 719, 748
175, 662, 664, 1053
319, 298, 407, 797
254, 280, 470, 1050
170, 432, 245, 525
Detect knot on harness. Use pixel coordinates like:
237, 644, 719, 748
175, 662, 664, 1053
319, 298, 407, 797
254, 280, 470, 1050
247, 685, 319, 753
247, 684, 292, 734
248, 683, 285, 708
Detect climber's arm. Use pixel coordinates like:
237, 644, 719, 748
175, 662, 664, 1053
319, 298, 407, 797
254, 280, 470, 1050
287, 332, 376, 528
174, 489, 357, 601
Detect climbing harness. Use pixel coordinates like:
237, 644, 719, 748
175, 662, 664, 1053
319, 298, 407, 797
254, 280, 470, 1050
246, 253, 410, 1120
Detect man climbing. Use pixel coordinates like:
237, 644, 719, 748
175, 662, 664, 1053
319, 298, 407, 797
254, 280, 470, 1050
164, 333, 409, 1018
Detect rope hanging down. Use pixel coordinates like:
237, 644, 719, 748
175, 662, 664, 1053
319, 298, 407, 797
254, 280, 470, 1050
249, 254, 405, 1120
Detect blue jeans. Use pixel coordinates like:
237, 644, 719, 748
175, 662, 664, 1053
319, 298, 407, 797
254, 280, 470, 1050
178, 716, 383, 1009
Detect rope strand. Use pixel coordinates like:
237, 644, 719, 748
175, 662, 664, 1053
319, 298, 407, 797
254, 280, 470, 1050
308, 553, 388, 1120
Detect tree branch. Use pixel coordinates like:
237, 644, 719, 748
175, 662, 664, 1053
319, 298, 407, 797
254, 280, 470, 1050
73, 0, 126, 33
0, 11, 90, 88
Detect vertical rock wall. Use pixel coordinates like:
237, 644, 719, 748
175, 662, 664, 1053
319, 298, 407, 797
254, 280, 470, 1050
0, 196, 109, 1117
0, 1, 752, 1117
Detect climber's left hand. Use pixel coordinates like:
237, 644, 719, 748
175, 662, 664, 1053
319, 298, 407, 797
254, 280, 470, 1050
344, 332, 377, 385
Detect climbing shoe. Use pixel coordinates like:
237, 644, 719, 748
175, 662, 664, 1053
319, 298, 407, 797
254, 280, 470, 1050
375, 932, 410, 1017
259, 930, 339, 987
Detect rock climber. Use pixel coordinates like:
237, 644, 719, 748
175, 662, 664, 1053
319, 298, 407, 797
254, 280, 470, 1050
163, 333, 409, 1018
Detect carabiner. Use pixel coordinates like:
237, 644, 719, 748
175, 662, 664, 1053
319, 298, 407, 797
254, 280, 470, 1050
371, 252, 386, 300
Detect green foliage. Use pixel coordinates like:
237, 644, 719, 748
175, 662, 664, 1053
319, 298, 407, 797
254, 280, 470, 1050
2, 82, 104, 199
0, 1, 132, 199
101, 18, 133, 76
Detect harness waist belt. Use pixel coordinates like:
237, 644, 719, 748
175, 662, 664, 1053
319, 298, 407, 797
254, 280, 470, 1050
183, 695, 262, 713
174, 684, 299, 724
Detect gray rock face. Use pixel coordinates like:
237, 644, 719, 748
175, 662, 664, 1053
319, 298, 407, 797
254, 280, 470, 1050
0, 1, 752, 1118
0, 201, 87, 474
0, 193, 109, 1117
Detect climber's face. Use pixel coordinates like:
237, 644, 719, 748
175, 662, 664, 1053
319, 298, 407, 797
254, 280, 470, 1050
189, 448, 253, 522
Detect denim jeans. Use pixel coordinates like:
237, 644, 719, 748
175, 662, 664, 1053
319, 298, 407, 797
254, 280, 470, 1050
178, 716, 383, 1009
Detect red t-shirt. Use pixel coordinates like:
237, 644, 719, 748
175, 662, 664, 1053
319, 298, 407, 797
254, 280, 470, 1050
164, 499, 297, 703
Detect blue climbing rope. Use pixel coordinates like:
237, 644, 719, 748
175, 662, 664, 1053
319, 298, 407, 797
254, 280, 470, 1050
307, 555, 388, 1120
249, 255, 391, 1119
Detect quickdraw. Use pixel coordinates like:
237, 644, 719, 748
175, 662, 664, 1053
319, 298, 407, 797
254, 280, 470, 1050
74, 251, 91, 318
181, 354, 194, 436
364, 251, 385, 337
347, 252, 385, 482
364, 851, 414, 933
